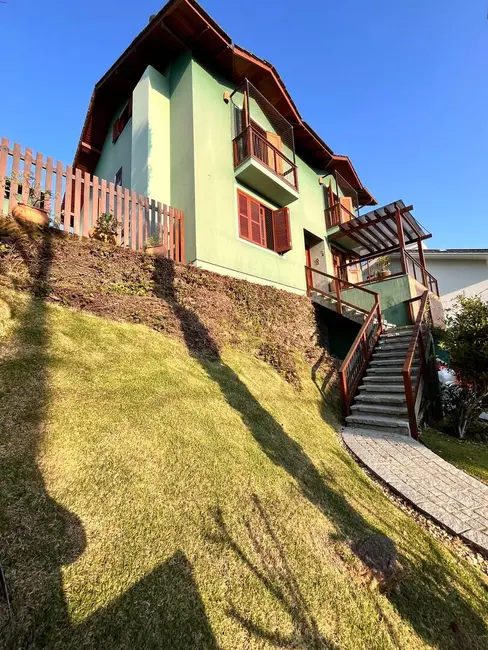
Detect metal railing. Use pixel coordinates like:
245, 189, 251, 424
403, 250, 439, 296
403, 290, 431, 439
340, 251, 440, 297
305, 266, 382, 414
338, 296, 382, 416
233, 125, 299, 191
324, 201, 356, 229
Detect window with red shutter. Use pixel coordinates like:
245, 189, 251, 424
238, 191, 250, 239
272, 207, 292, 253
112, 99, 132, 143
112, 119, 120, 143
237, 190, 291, 253
250, 200, 262, 245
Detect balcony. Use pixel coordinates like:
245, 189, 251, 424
233, 124, 299, 207
230, 79, 299, 207
325, 201, 356, 230
355, 250, 439, 296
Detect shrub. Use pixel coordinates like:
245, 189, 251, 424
438, 296, 488, 438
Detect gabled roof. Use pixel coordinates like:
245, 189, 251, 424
73, 0, 376, 206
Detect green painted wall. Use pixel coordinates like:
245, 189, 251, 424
190, 58, 332, 293
91, 54, 347, 292
131, 65, 171, 205
341, 275, 413, 325
94, 102, 132, 189
169, 53, 196, 263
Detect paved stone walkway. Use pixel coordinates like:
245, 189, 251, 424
342, 427, 488, 554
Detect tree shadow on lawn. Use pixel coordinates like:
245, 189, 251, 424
153, 257, 488, 650
208, 493, 339, 650
0, 234, 218, 649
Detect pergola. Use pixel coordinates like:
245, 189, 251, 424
328, 200, 438, 294
328, 200, 431, 261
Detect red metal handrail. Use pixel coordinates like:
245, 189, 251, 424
403, 250, 439, 296
402, 290, 430, 439
338, 297, 383, 415
233, 125, 299, 191
305, 265, 382, 414
324, 202, 356, 229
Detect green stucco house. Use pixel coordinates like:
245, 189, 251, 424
73, 0, 442, 348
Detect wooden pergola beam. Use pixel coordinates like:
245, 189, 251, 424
340, 205, 414, 235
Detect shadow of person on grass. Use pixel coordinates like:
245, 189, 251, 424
152, 256, 488, 650
75, 550, 218, 650
0, 233, 219, 650
0, 229, 86, 647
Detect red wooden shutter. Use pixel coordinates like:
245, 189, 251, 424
272, 207, 292, 253
250, 199, 262, 245
238, 192, 250, 239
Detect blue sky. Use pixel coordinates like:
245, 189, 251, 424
0, 0, 486, 247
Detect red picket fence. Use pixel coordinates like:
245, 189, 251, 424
0, 137, 185, 262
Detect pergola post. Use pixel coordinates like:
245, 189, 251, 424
417, 239, 428, 288
395, 205, 407, 274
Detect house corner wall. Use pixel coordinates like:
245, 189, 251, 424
170, 53, 196, 264
131, 65, 171, 204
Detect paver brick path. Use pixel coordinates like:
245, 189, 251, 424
342, 427, 488, 554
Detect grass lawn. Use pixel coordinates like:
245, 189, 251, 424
422, 428, 488, 485
1, 286, 487, 649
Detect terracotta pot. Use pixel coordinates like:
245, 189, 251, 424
12, 203, 49, 227
145, 244, 167, 257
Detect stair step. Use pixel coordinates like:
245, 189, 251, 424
379, 329, 414, 340
373, 349, 409, 359
359, 383, 405, 393
351, 403, 409, 416
377, 341, 411, 351
355, 392, 407, 404
364, 375, 405, 384
366, 365, 403, 375
345, 414, 410, 435
370, 358, 407, 366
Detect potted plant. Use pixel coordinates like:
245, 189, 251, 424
88, 212, 119, 244
145, 234, 167, 257
11, 177, 50, 227
375, 256, 391, 279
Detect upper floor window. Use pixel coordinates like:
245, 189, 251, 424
115, 167, 123, 187
112, 98, 132, 143
237, 190, 292, 254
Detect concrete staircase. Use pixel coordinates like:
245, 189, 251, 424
345, 326, 417, 436
310, 291, 365, 325
311, 291, 395, 329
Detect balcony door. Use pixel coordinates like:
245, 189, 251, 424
332, 247, 348, 281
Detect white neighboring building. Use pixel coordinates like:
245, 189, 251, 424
409, 249, 488, 309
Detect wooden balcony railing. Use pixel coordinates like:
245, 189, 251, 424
233, 125, 299, 191
305, 266, 382, 414
403, 290, 431, 439
0, 137, 185, 262
324, 201, 356, 229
